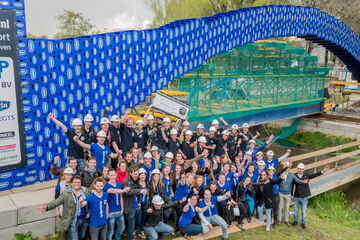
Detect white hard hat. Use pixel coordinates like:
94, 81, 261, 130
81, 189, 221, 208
170, 128, 178, 135
257, 160, 265, 166
222, 130, 229, 136
297, 163, 305, 169
144, 152, 152, 158
100, 117, 110, 124
197, 123, 204, 129
163, 117, 171, 123
212, 119, 219, 125
151, 146, 159, 152
151, 169, 161, 175
97, 130, 107, 137
245, 151, 252, 155
63, 167, 74, 175
268, 166, 276, 171
185, 130, 192, 135
283, 161, 290, 166
266, 150, 274, 156
256, 151, 264, 156
231, 124, 239, 130
248, 140, 256, 144
183, 121, 190, 126
136, 119, 144, 125
147, 115, 155, 120
110, 115, 120, 122
152, 195, 164, 205
84, 114, 94, 122
72, 118, 83, 126
209, 126, 216, 132
139, 168, 147, 175
198, 136, 207, 143
165, 152, 174, 159
242, 123, 249, 128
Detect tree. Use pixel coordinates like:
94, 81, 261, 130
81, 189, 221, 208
54, 9, 98, 39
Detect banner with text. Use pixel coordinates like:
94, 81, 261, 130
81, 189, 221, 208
0, 9, 27, 171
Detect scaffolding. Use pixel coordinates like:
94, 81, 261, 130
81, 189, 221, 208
178, 41, 330, 122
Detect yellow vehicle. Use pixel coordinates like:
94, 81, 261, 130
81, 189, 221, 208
120, 90, 189, 123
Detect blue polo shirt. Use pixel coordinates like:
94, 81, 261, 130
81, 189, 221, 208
178, 205, 196, 227
103, 182, 122, 213
85, 192, 108, 227
217, 181, 232, 194
198, 196, 218, 217
90, 143, 112, 170
265, 158, 280, 170
173, 182, 190, 201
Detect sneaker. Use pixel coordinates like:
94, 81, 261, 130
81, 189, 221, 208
276, 220, 281, 225
133, 230, 136, 237
265, 226, 270, 231
236, 223, 245, 231
272, 222, 277, 229
292, 221, 298, 227
284, 221, 291, 226
184, 234, 193, 240
138, 231, 146, 239
247, 217, 252, 223
301, 224, 306, 229
255, 219, 264, 224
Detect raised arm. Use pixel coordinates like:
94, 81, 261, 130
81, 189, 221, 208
48, 113, 68, 133
219, 117, 228, 128
161, 127, 169, 143
121, 109, 131, 124
143, 104, 153, 125
278, 149, 291, 162
196, 201, 211, 213
73, 135, 91, 150
103, 107, 110, 118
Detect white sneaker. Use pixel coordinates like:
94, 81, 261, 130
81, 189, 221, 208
255, 219, 264, 224
265, 226, 270, 231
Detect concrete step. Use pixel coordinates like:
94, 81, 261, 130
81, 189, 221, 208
0, 195, 17, 230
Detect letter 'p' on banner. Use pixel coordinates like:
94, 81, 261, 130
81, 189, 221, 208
0, 9, 27, 171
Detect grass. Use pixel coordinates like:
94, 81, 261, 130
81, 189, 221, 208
210, 191, 360, 240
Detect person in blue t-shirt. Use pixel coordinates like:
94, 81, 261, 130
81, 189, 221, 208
75, 130, 118, 170
264, 149, 291, 170
198, 189, 231, 240
103, 168, 130, 240
178, 195, 211, 236
79, 178, 109, 240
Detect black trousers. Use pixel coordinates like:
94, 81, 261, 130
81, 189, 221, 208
273, 194, 280, 222
237, 201, 248, 224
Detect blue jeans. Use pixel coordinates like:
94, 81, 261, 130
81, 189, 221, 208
107, 212, 125, 240
265, 208, 272, 229
294, 197, 308, 224
257, 204, 264, 223
159, 148, 167, 159
144, 222, 174, 240
90, 224, 107, 240
136, 205, 147, 232
68, 218, 89, 240
179, 224, 202, 236
201, 214, 228, 238
125, 209, 136, 240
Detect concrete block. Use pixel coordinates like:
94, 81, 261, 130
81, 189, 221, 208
0, 217, 55, 239
0, 196, 17, 230
9, 188, 56, 224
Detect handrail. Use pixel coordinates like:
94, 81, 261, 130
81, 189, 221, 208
287, 140, 360, 163
290, 149, 360, 173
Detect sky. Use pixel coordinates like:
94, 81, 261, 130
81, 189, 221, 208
24, 0, 155, 38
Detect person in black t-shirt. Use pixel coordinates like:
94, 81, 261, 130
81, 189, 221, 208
214, 130, 230, 157
239, 123, 260, 151
212, 117, 229, 138
135, 119, 148, 153
120, 109, 138, 155
228, 124, 242, 161
156, 117, 171, 159
83, 114, 96, 144
206, 126, 217, 157
48, 112, 87, 170
180, 130, 195, 160
191, 123, 205, 142
162, 128, 182, 157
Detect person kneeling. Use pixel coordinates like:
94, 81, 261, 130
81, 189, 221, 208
144, 196, 180, 240
198, 189, 232, 240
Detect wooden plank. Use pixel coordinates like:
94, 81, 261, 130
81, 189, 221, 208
287, 141, 360, 162
290, 149, 360, 173
310, 171, 360, 197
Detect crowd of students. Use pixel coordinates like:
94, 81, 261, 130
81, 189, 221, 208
39, 105, 329, 240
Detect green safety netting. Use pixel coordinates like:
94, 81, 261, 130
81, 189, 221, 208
178, 41, 330, 122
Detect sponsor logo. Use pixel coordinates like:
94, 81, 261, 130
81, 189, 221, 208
25, 176, 36, 183
0, 131, 15, 140
0, 182, 9, 189
0, 101, 10, 111
0, 60, 10, 78
0, 172, 12, 179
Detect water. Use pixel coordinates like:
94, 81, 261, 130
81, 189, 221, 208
270, 139, 360, 209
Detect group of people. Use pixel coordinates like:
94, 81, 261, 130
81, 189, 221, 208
39, 105, 329, 240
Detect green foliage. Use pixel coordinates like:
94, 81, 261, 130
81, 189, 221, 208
309, 192, 360, 227
54, 9, 98, 39
14, 231, 33, 240
287, 131, 355, 151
